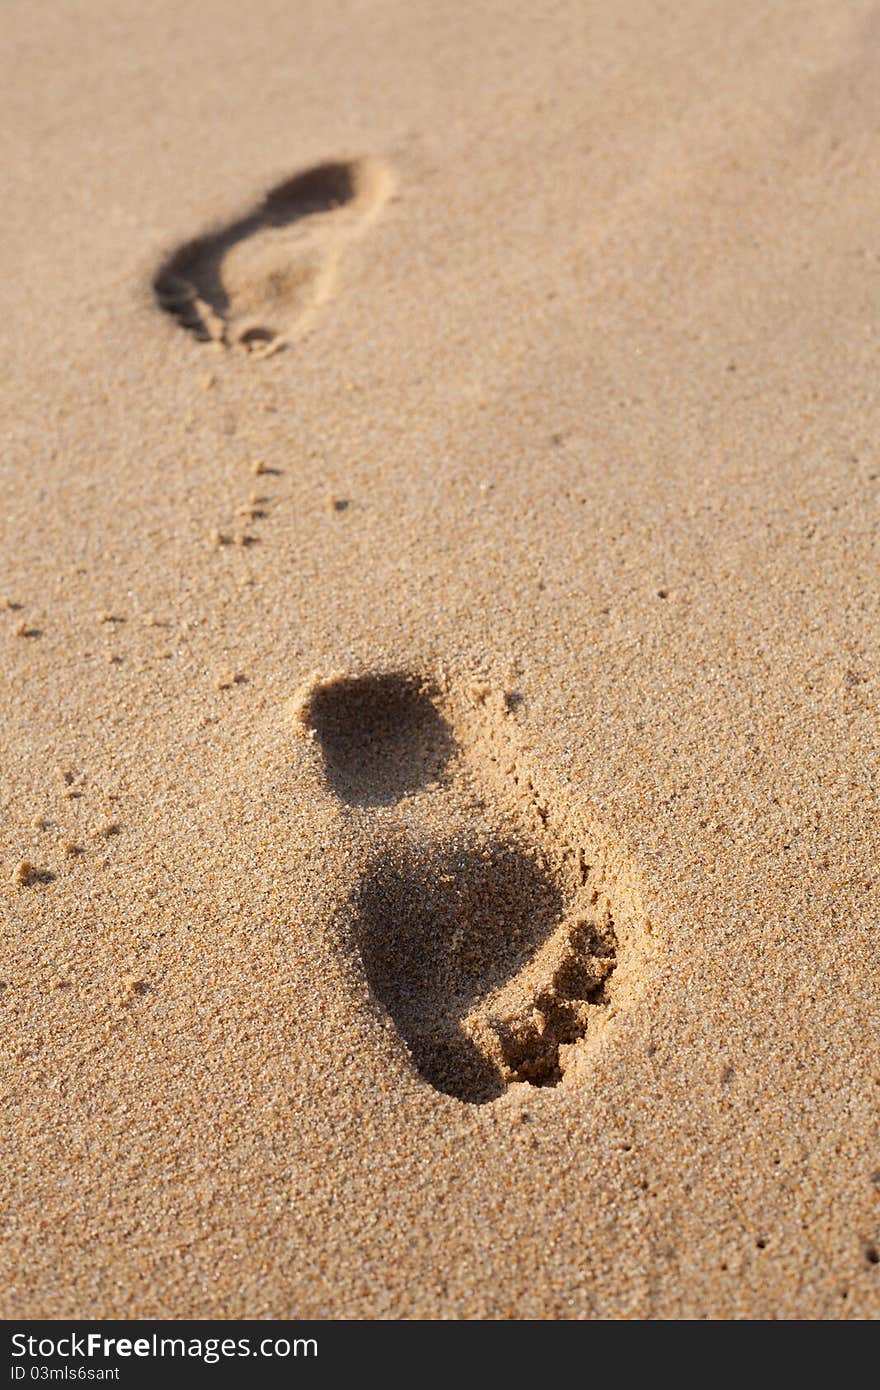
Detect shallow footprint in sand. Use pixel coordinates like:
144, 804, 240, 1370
154, 157, 393, 357
295, 672, 649, 1104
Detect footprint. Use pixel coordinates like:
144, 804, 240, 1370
295, 672, 650, 1104
154, 157, 393, 357
295, 671, 455, 807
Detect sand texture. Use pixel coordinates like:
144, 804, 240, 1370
2, 0, 880, 1319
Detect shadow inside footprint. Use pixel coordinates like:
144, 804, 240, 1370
303, 673, 456, 807
154, 159, 387, 354
351, 838, 565, 1103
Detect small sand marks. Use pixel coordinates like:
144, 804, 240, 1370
154, 158, 394, 358
296, 671, 650, 1104
12, 860, 39, 887
210, 457, 285, 552
14, 775, 127, 887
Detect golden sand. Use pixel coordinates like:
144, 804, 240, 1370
2, 0, 879, 1318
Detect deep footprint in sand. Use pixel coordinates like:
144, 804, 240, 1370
295, 671, 650, 1105
154, 157, 393, 357
302, 672, 455, 807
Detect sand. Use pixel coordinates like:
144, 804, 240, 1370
2, 0, 879, 1320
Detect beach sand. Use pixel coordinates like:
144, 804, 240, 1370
2, 0, 879, 1318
